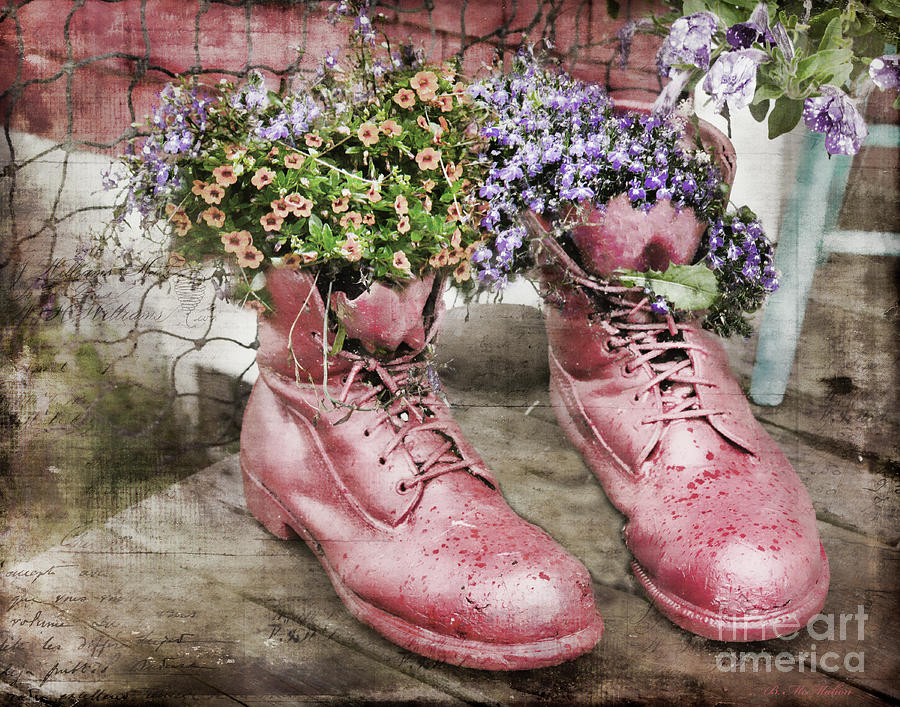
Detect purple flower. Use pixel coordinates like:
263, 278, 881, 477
562, 185, 595, 201
628, 184, 646, 201
650, 297, 669, 315
770, 21, 794, 62
702, 49, 769, 112
607, 148, 629, 170
741, 260, 760, 280
644, 169, 667, 190
497, 163, 524, 183
726, 2, 773, 49
652, 69, 690, 116
802, 86, 868, 155
617, 18, 652, 68
657, 12, 719, 78
869, 55, 900, 92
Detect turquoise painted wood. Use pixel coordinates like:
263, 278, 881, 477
750, 123, 900, 406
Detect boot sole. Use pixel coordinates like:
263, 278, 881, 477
548, 361, 830, 642
240, 460, 604, 670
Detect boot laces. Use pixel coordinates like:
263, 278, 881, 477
601, 294, 723, 425
335, 351, 474, 496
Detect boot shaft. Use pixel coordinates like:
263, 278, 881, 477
256, 268, 441, 382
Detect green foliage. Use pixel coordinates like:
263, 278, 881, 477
617, 263, 720, 311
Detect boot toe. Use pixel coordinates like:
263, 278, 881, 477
337, 511, 603, 667
628, 505, 829, 641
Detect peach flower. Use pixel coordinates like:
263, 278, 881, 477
221, 230, 252, 254
393, 88, 416, 109
260, 212, 284, 232
415, 147, 441, 171
201, 206, 226, 228
392, 250, 411, 271
284, 152, 304, 169
212, 164, 237, 187
410, 70, 438, 101
237, 246, 264, 269
250, 167, 275, 190
201, 183, 225, 204
357, 122, 379, 147
380, 119, 401, 137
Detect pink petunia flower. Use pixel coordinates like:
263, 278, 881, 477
271, 198, 292, 218
452, 260, 471, 283
393, 88, 416, 109
285, 193, 313, 217
380, 119, 402, 137
221, 230, 252, 254
433, 95, 453, 112
341, 236, 363, 262
284, 152, 304, 169
201, 183, 225, 204
280, 253, 302, 270
237, 246, 264, 269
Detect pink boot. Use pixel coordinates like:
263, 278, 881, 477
240, 269, 603, 669
538, 119, 829, 642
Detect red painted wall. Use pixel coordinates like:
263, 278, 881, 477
0, 0, 666, 153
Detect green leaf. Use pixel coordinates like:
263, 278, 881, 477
749, 98, 770, 122
308, 213, 324, 239
615, 263, 719, 311
870, 0, 900, 18
330, 321, 346, 356
682, 0, 708, 16
796, 48, 853, 83
817, 16, 845, 52
250, 271, 267, 291
767, 96, 803, 139
753, 83, 783, 102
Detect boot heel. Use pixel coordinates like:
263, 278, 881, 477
241, 464, 299, 540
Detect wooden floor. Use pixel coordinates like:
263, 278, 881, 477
1, 252, 897, 704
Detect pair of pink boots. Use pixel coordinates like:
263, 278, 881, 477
239, 117, 827, 671
240, 259, 828, 670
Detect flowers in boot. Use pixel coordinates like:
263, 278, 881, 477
472, 49, 779, 338
639, 2, 898, 155
470, 49, 724, 287
106, 0, 486, 311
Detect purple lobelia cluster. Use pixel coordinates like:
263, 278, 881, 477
471, 50, 779, 338
703, 208, 779, 335
469, 50, 724, 288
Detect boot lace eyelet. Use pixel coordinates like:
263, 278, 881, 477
378, 456, 386, 465
395, 479, 413, 495
363, 429, 370, 437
